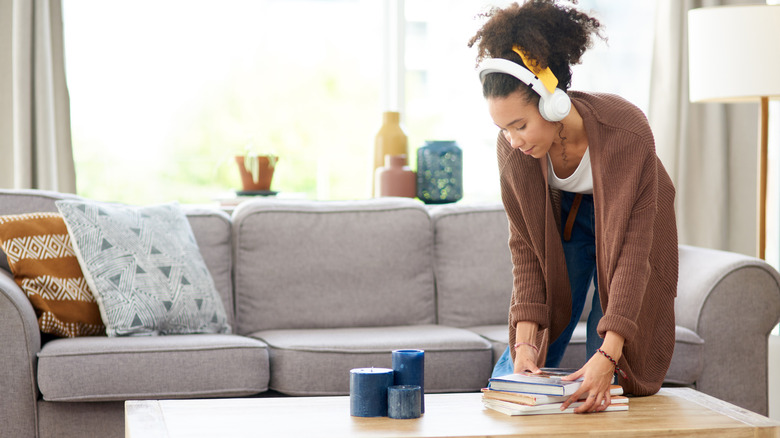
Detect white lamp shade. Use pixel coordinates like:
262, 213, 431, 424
688, 5, 780, 103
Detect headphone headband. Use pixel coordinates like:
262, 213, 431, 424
478, 58, 553, 99
477, 58, 571, 122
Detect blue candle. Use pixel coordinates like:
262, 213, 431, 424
392, 349, 425, 413
388, 385, 422, 419
349, 367, 394, 417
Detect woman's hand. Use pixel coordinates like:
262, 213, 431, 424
559, 351, 615, 413
513, 343, 541, 374
512, 321, 542, 374
560, 331, 625, 413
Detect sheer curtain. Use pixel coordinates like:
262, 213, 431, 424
0, 0, 75, 192
649, 0, 762, 257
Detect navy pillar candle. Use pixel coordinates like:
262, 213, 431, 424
391, 349, 425, 413
349, 368, 394, 417
388, 385, 422, 419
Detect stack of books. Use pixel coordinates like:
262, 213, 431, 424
482, 369, 629, 415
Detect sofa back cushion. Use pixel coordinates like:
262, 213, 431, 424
181, 207, 235, 325
232, 198, 435, 334
0, 190, 235, 325
431, 204, 513, 327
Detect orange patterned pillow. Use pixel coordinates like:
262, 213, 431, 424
0, 212, 104, 337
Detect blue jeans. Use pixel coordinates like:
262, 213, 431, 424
492, 191, 602, 377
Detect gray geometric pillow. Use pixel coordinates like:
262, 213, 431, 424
55, 200, 230, 337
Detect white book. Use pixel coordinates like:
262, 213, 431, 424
483, 397, 629, 416
481, 385, 624, 406
488, 370, 583, 396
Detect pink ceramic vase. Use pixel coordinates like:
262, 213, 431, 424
375, 155, 416, 198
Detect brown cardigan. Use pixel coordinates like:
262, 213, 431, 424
498, 92, 678, 396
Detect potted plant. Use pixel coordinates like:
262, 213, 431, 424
235, 144, 279, 193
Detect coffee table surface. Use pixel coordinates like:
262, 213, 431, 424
125, 388, 780, 438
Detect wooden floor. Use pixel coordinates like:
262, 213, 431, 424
125, 388, 780, 438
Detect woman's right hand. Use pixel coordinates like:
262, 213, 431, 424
512, 321, 542, 374
513, 343, 542, 374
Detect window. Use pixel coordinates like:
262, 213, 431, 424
63, 0, 383, 204
63, 0, 656, 205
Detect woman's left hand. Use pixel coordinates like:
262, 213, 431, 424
559, 353, 615, 413
560, 331, 625, 414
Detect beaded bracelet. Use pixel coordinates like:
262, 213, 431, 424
514, 342, 539, 355
597, 348, 627, 378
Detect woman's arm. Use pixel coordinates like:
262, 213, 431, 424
497, 133, 551, 361
512, 321, 541, 374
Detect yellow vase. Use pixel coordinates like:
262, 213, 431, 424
373, 111, 408, 197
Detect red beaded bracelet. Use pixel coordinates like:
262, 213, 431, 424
597, 348, 627, 378
514, 342, 539, 355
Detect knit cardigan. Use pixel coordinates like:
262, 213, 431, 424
498, 91, 678, 396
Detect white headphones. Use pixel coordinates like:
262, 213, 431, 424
478, 58, 571, 122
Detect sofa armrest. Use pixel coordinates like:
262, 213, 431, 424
676, 245, 780, 415
0, 269, 41, 436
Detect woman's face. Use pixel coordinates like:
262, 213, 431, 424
487, 90, 557, 159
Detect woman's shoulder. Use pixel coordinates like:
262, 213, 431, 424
570, 91, 654, 149
569, 91, 648, 126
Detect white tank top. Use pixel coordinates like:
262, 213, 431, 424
547, 147, 593, 194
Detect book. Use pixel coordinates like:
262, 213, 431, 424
487, 369, 583, 396
482, 397, 629, 416
481, 385, 624, 406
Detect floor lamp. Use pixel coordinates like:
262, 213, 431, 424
688, 5, 780, 260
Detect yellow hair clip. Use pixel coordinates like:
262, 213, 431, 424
512, 45, 559, 94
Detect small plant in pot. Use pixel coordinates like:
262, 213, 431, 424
235, 145, 279, 194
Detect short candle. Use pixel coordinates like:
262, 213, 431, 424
392, 349, 425, 413
349, 367, 394, 417
388, 385, 422, 419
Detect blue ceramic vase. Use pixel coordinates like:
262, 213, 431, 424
416, 140, 463, 204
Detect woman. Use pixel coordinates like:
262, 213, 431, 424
468, 1, 678, 413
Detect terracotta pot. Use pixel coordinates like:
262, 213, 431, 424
375, 154, 416, 198
235, 155, 277, 191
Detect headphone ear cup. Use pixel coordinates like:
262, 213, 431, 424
538, 89, 572, 122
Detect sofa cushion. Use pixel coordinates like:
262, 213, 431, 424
0, 212, 104, 337
468, 325, 509, 366
662, 326, 706, 385
471, 323, 705, 386
37, 334, 269, 401
56, 200, 230, 337
232, 198, 435, 334
251, 324, 492, 396
182, 206, 235, 325
430, 204, 513, 327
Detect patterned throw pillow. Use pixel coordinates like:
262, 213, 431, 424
55, 200, 230, 337
0, 213, 105, 337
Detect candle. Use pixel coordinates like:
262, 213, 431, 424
388, 385, 422, 419
392, 349, 425, 413
349, 367, 394, 417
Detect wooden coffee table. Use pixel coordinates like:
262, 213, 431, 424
125, 388, 780, 437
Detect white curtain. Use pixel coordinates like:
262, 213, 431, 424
649, 0, 762, 256
0, 0, 76, 192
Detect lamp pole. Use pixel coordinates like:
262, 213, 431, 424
759, 97, 770, 259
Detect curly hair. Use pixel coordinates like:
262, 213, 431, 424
468, 0, 604, 99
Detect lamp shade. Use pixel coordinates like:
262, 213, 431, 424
688, 5, 780, 103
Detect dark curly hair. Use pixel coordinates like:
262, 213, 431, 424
468, 0, 604, 100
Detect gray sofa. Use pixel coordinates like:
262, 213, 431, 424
1, 189, 779, 437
